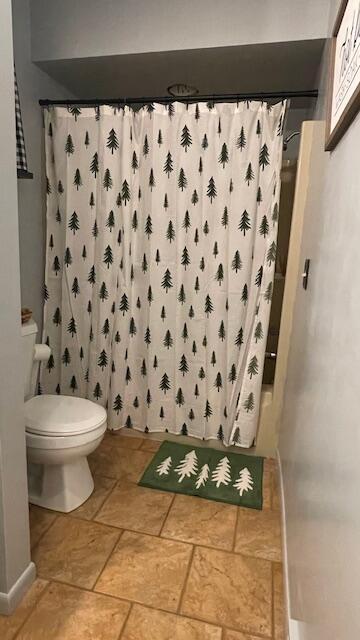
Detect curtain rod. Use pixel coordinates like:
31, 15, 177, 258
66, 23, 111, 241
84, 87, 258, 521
39, 89, 318, 107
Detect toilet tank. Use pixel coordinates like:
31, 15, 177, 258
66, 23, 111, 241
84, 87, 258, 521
21, 320, 38, 400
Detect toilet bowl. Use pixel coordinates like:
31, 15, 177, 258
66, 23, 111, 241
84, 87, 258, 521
22, 321, 107, 513
25, 395, 106, 512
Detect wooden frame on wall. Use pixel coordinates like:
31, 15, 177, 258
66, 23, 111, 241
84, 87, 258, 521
325, 0, 360, 150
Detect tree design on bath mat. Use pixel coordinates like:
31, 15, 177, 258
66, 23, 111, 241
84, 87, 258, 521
233, 467, 254, 496
195, 463, 210, 489
211, 456, 231, 488
175, 450, 198, 482
156, 456, 172, 476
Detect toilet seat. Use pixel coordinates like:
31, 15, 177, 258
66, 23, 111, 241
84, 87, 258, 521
26, 422, 106, 450
25, 394, 107, 437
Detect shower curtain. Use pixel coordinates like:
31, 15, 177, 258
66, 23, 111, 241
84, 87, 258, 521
41, 101, 285, 447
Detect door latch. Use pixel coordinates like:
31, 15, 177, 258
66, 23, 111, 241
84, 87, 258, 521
302, 258, 310, 290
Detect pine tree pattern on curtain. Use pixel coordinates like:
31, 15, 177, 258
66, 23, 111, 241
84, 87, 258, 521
41, 101, 285, 447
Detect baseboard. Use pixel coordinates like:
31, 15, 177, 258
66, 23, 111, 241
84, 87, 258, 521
0, 561, 36, 615
276, 448, 291, 640
288, 619, 302, 640
277, 449, 307, 640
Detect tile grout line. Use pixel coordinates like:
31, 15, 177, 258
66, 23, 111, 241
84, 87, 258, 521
176, 543, 196, 615
44, 577, 131, 606
176, 543, 273, 639
158, 492, 176, 536
110, 525, 275, 563
224, 623, 271, 640
29, 518, 279, 637
271, 560, 275, 639
231, 506, 239, 552
89, 477, 119, 522
89, 445, 153, 484
31, 515, 278, 606
27, 445, 281, 638
117, 602, 134, 640
59, 488, 272, 559
91, 528, 124, 592
35, 521, 274, 576
12, 579, 52, 640
160, 531, 237, 554
53, 512, 124, 535
29, 512, 60, 553
58, 477, 142, 525
31, 501, 280, 635
42, 576, 272, 638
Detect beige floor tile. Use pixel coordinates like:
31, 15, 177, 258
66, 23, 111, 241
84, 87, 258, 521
87, 453, 98, 475
264, 458, 278, 471
140, 438, 162, 452
272, 469, 281, 511
273, 563, 286, 640
0, 579, 48, 640
104, 431, 145, 449
29, 505, 57, 549
181, 546, 272, 636
161, 494, 237, 550
90, 445, 153, 482
224, 631, 262, 640
95, 530, 192, 611
32, 516, 120, 589
122, 604, 222, 640
262, 460, 272, 510
234, 508, 282, 562
95, 481, 173, 534
69, 475, 116, 520
16, 582, 130, 640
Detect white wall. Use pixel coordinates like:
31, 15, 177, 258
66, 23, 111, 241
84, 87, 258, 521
13, 0, 74, 329
30, 0, 331, 61
279, 2, 360, 638
0, 0, 34, 613
21, 0, 320, 328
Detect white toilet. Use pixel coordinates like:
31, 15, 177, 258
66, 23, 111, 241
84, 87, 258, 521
22, 320, 107, 513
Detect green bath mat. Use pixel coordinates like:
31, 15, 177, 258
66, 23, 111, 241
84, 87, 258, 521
139, 441, 263, 509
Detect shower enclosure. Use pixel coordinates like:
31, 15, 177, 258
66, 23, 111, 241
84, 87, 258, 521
40, 100, 286, 448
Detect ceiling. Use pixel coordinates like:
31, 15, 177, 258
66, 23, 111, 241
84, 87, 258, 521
36, 38, 325, 111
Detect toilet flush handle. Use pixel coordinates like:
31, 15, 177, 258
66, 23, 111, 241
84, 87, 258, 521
33, 344, 51, 362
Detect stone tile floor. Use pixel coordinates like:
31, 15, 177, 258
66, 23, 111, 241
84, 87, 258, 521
0, 433, 285, 640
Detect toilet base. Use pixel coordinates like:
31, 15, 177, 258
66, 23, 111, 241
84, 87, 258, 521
28, 457, 94, 513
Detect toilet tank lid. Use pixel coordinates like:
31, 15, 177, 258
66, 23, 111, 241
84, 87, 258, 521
21, 319, 38, 337
25, 395, 107, 436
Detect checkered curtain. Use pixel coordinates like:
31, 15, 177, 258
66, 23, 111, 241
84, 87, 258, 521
14, 68, 28, 171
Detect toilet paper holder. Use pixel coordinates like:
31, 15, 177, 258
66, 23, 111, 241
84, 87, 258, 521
33, 344, 51, 361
